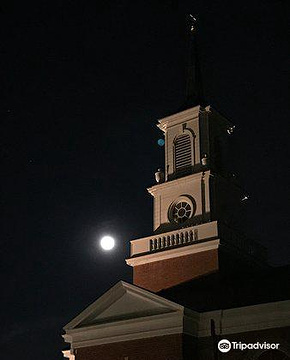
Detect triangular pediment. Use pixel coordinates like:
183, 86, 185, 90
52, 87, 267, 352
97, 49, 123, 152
64, 281, 184, 330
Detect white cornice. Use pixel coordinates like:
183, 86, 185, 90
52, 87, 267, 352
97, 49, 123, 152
63, 298, 290, 349
63, 311, 200, 348
64, 281, 184, 331
157, 105, 211, 132
147, 170, 210, 195
126, 239, 220, 267
62, 281, 201, 348
198, 300, 290, 337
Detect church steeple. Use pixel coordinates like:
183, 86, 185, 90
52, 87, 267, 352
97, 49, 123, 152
126, 22, 266, 293
184, 15, 205, 109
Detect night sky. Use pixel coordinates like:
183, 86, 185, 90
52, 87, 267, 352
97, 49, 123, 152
1, 1, 289, 359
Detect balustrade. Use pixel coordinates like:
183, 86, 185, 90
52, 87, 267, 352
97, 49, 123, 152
149, 227, 199, 252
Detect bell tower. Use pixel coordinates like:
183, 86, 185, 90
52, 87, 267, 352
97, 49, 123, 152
126, 18, 266, 293
151, 105, 235, 233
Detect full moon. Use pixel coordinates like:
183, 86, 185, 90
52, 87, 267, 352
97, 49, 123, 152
100, 236, 115, 251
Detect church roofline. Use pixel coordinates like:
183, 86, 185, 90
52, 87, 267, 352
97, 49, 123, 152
62, 289, 290, 348
62, 280, 200, 349
63, 280, 186, 331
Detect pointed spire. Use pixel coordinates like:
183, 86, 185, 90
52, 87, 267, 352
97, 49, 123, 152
183, 15, 206, 109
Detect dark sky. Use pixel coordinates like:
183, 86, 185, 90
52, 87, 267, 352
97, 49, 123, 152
1, 1, 289, 359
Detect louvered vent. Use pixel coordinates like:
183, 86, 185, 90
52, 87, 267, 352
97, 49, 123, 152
175, 134, 192, 175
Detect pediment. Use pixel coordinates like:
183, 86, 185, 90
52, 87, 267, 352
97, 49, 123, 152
64, 281, 184, 330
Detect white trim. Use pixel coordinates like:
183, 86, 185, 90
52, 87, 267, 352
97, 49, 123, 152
62, 281, 200, 349
64, 312, 185, 348
62, 280, 290, 350
63, 300, 290, 348
129, 221, 218, 257
64, 281, 125, 330
64, 281, 184, 330
157, 105, 210, 132
62, 350, 75, 360
147, 171, 210, 195
126, 239, 220, 267
63, 309, 200, 349
198, 300, 290, 337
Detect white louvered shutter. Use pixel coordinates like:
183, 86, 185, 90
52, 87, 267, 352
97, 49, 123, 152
175, 134, 192, 174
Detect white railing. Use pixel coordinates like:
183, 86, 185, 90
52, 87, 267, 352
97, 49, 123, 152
129, 220, 266, 261
130, 222, 219, 257
150, 228, 198, 251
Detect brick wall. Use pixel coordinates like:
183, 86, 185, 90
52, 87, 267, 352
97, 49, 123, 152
133, 249, 219, 292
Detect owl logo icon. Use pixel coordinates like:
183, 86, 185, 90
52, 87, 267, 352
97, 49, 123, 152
218, 339, 232, 353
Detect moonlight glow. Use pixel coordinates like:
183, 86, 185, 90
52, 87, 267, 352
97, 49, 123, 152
100, 236, 115, 251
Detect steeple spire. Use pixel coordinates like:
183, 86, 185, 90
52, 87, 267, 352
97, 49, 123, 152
184, 15, 205, 109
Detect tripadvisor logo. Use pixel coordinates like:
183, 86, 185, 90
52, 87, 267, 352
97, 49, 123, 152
218, 339, 231, 353
218, 339, 280, 353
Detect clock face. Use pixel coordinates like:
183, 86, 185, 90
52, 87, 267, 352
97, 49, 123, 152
169, 196, 196, 224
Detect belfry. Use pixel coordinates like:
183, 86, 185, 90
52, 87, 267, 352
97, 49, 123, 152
62, 18, 290, 360
126, 17, 265, 292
